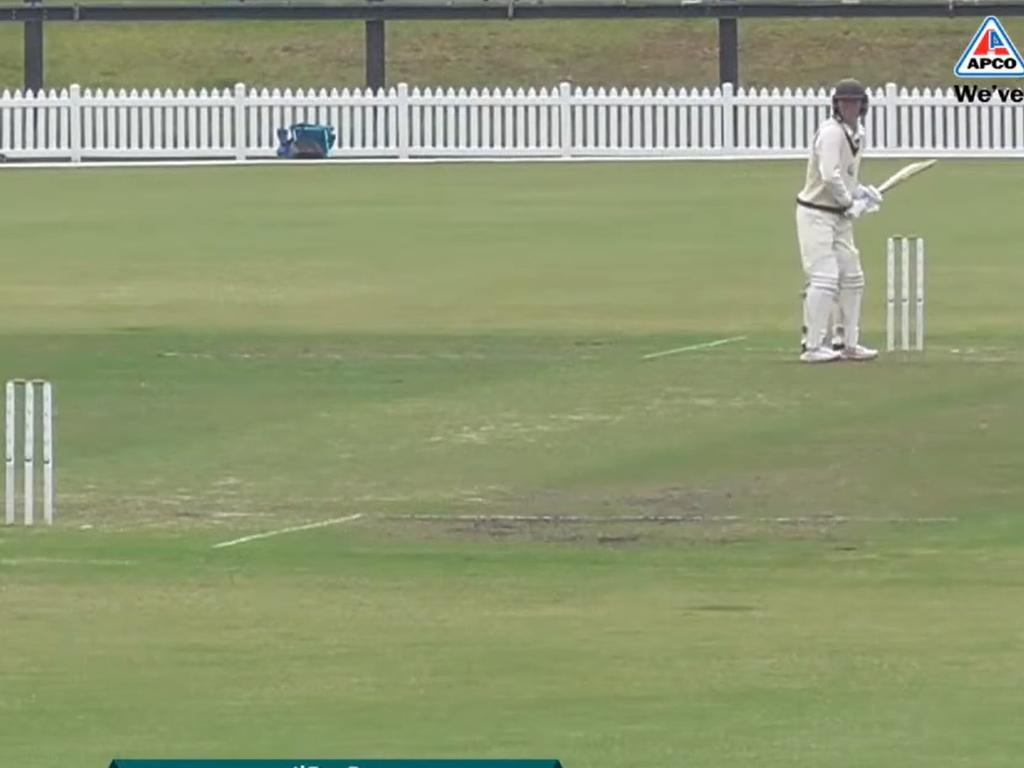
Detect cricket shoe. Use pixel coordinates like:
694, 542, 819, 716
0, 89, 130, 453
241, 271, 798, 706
839, 344, 879, 362
799, 347, 842, 363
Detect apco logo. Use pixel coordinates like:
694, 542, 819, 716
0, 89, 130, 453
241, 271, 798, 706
954, 16, 1024, 77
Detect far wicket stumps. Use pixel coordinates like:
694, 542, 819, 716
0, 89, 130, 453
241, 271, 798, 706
886, 236, 925, 352
4, 379, 55, 526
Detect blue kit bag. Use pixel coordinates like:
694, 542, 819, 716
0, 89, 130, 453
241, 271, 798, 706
276, 123, 336, 159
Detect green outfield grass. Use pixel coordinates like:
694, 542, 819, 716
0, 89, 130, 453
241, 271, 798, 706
1, 159, 1023, 767
2, 18, 1023, 90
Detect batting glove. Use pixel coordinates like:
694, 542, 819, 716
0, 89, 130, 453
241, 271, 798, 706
856, 184, 884, 205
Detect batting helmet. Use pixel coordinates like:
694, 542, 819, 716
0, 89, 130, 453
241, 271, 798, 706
831, 78, 869, 120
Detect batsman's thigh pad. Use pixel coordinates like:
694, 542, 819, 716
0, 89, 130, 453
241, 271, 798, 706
796, 206, 839, 292
834, 220, 865, 285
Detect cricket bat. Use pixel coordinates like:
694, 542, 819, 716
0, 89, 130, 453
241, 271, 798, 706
876, 159, 938, 194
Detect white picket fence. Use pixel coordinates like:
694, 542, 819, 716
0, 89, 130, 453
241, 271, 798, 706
1, 82, 1021, 162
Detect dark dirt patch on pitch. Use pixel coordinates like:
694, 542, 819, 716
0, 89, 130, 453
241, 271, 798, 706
513, 485, 737, 518
379, 480, 853, 546
689, 604, 758, 613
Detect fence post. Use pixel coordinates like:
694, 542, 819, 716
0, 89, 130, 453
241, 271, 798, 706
885, 82, 898, 152
233, 82, 247, 161
720, 81, 734, 154
396, 82, 409, 160
68, 83, 81, 163
559, 81, 573, 158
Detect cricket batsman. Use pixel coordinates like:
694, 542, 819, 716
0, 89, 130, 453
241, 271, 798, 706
796, 78, 882, 363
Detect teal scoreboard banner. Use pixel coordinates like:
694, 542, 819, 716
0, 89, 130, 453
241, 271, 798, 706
110, 761, 563, 768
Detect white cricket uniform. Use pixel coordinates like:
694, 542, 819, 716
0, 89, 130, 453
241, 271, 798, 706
796, 116, 867, 351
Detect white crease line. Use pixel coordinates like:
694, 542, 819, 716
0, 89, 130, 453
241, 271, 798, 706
212, 513, 364, 549
643, 335, 747, 360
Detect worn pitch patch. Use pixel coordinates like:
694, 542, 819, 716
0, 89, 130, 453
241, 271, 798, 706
390, 513, 957, 525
